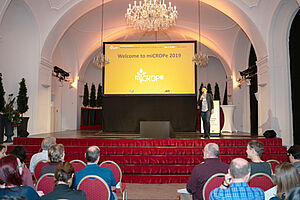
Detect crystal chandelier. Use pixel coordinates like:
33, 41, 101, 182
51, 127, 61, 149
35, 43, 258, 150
193, 0, 208, 67
93, 0, 109, 69
125, 0, 178, 31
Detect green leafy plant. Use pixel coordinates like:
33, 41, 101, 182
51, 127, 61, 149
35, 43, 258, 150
17, 78, 29, 115
90, 84, 96, 107
0, 73, 5, 113
83, 83, 89, 107
96, 84, 103, 107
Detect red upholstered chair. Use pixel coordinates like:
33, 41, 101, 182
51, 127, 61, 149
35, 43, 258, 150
35, 173, 55, 195
267, 159, 280, 174
70, 159, 86, 172
202, 173, 225, 200
77, 175, 110, 200
249, 173, 274, 191
33, 160, 49, 181
100, 160, 127, 200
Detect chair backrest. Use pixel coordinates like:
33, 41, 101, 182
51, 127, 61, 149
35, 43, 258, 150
100, 160, 122, 183
35, 173, 55, 195
77, 175, 110, 200
70, 159, 86, 172
249, 172, 274, 191
203, 173, 225, 200
267, 159, 280, 174
33, 160, 49, 181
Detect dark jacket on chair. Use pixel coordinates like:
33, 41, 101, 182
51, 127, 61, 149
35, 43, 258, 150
41, 184, 87, 200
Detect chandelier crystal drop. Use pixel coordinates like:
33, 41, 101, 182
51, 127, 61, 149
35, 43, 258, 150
93, 0, 109, 69
125, 0, 178, 31
93, 52, 109, 69
193, 50, 209, 67
193, 0, 208, 67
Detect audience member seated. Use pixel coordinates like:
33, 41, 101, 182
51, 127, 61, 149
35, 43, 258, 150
40, 144, 65, 177
288, 145, 300, 172
209, 158, 264, 200
73, 146, 117, 200
287, 186, 300, 200
9, 146, 34, 188
41, 162, 87, 200
0, 155, 40, 200
186, 143, 229, 200
247, 140, 272, 176
265, 162, 300, 200
0, 144, 6, 159
29, 137, 56, 173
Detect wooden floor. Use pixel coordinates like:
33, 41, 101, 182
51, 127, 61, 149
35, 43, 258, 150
29, 129, 263, 139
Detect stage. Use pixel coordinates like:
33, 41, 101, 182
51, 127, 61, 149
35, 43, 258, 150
27, 129, 263, 139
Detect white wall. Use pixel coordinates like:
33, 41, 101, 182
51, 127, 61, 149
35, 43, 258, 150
0, 0, 39, 134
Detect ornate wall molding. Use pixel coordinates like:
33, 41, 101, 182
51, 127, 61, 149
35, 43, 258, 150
240, 0, 260, 8
0, 0, 11, 25
48, 0, 70, 10
40, 57, 53, 71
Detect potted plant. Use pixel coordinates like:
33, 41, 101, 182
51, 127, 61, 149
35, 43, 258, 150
214, 83, 220, 101
89, 84, 96, 125
3, 95, 22, 143
0, 73, 5, 143
96, 84, 103, 107
82, 83, 89, 107
16, 78, 29, 137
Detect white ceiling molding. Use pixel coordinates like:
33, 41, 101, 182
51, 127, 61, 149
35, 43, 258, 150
0, 0, 11, 25
48, 0, 70, 10
240, 0, 260, 8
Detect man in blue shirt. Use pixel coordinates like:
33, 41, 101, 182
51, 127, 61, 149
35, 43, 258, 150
209, 158, 264, 200
74, 146, 117, 200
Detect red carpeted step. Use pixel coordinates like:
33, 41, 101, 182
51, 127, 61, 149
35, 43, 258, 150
11, 137, 288, 184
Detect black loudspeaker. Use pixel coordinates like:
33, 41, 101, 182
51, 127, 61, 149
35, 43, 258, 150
140, 121, 174, 139
263, 130, 277, 138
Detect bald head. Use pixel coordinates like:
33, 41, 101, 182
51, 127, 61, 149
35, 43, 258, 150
86, 146, 100, 164
204, 143, 219, 158
229, 158, 250, 179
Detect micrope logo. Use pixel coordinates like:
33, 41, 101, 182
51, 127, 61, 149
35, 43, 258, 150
109, 45, 118, 50
135, 69, 164, 83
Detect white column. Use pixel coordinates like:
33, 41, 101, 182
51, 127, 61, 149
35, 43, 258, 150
256, 56, 271, 136
37, 57, 52, 134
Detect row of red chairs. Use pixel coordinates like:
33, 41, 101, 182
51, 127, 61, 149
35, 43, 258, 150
35, 160, 127, 200
13, 137, 284, 147
7, 145, 287, 155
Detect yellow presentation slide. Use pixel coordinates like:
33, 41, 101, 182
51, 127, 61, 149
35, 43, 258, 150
104, 42, 196, 95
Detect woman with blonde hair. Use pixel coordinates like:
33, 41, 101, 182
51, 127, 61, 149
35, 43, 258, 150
265, 162, 300, 200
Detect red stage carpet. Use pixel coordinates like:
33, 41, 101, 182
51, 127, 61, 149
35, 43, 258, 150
10, 137, 288, 184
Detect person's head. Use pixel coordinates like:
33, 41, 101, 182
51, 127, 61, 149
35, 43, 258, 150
201, 86, 207, 94
0, 155, 23, 186
48, 144, 65, 163
288, 186, 300, 200
229, 158, 250, 182
246, 140, 264, 159
55, 162, 75, 187
288, 145, 300, 163
274, 162, 300, 198
41, 137, 56, 151
203, 143, 219, 159
9, 146, 27, 164
0, 144, 6, 159
85, 146, 100, 164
